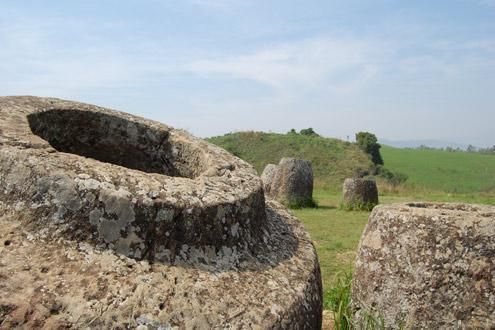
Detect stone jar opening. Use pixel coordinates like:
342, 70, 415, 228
28, 109, 206, 178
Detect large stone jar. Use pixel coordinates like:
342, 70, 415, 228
0, 96, 322, 329
352, 202, 495, 328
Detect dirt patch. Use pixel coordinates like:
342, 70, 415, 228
322, 310, 334, 330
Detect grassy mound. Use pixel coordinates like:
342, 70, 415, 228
207, 131, 374, 190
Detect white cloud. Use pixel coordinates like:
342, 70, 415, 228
0, 12, 174, 97
186, 37, 382, 92
397, 37, 495, 78
1, 3, 494, 146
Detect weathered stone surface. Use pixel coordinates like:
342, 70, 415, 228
352, 202, 495, 329
342, 178, 378, 209
0, 96, 322, 328
0, 96, 265, 258
261, 158, 314, 207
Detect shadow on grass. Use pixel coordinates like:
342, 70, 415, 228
316, 205, 338, 210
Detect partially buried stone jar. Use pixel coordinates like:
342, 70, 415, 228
0, 96, 322, 329
352, 202, 495, 329
342, 178, 378, 210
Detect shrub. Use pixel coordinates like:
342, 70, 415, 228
376, 166, 408, 187
300, 128, 319, 137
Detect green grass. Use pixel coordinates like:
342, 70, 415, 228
325, 270, 353, 330
207, 132, 373, 189
381, 145, 495, 193
292, 190, 370, 301
325, 270, 387, 330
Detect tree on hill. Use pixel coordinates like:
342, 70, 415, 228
355, 132, 384, 165
300, 128, 319, 137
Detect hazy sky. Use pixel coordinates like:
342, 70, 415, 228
1, 1, 494, 146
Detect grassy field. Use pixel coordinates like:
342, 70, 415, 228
381, 145, 495, 193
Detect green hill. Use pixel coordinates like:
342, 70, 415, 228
381, 145, 495, 193
207, 131, 495, 194
206, 131, 373, 189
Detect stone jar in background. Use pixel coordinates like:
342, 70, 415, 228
342, 178, 378, 210
261, 158, 314, 207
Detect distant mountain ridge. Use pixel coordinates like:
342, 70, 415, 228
379, 138, 469, 150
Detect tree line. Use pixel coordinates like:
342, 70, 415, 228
417, 144, 495, 154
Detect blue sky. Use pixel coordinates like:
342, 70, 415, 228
1, 0, 494, 146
